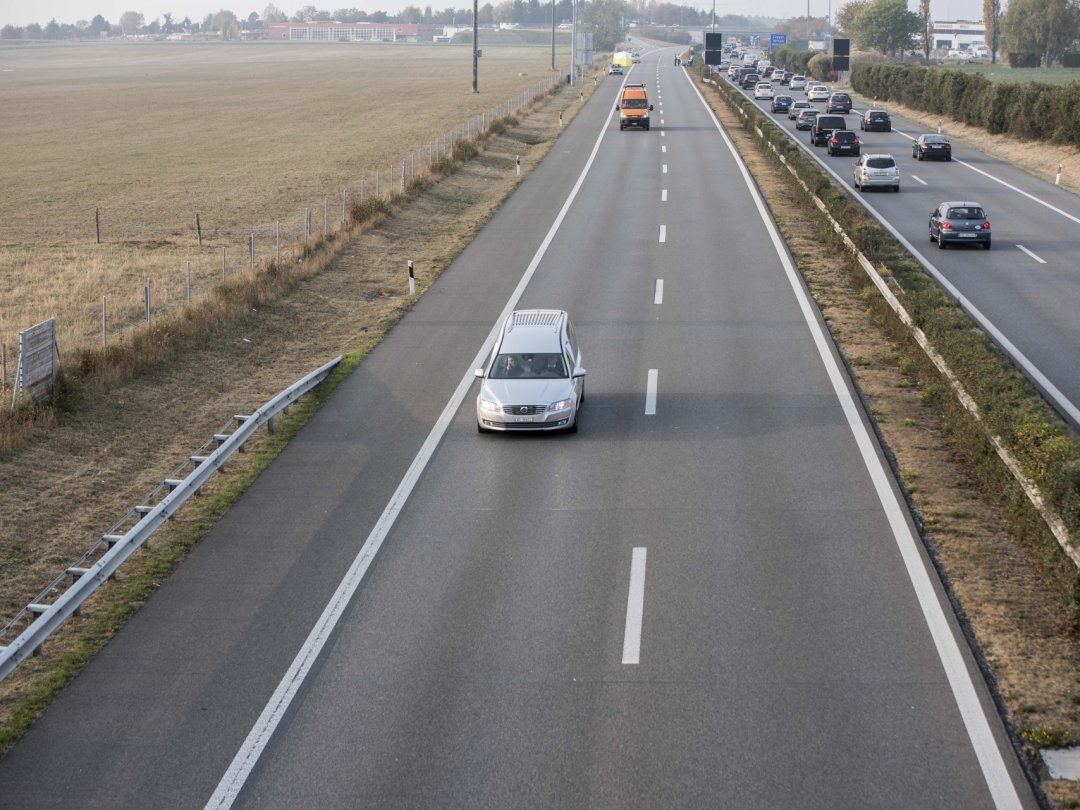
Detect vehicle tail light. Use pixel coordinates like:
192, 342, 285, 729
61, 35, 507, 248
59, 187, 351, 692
853, 136, 860, 143
981, 221, 991, 230
941, 222, 952, 230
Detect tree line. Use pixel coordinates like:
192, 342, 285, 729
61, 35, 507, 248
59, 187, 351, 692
834, 0, 1080, 68
1, 2, 789, 44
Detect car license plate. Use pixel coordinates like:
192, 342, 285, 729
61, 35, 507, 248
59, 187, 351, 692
957, 233, 976, 238
513, 415, 537, 422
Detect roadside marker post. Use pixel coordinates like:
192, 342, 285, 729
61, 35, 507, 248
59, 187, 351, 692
408, 260, 415, 296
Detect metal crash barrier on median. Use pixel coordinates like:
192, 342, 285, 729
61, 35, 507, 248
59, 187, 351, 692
0, 356, 342, 683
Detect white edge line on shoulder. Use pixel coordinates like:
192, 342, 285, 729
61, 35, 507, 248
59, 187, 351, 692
679, 69, 1025, 810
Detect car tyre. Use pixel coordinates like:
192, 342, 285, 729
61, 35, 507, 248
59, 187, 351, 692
929, 229, 936, 243
566, 416, 578, 434
937, 234, 947, 249
983, 240, 991, 250
892, 185, 900, 192
946, 155, 952, 161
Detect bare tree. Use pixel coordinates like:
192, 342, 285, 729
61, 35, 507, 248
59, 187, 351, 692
919, 0, 931, 59
982, 0, 1001, 63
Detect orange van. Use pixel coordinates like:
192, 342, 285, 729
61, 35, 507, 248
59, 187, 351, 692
616, 83, 653, 131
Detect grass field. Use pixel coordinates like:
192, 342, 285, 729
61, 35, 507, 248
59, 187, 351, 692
0, 40, 570, 364
935, 61, 1080, 85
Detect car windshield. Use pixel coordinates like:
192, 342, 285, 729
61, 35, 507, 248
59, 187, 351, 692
924, 135, 948, 144
947, 208, 986, 220
869, 112, 888, 119
867, 157, 895, 168
490, 353, 567, 379
622, 98, 648, 109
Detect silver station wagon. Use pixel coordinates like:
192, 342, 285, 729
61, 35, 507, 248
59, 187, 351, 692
475, 309, 586, 433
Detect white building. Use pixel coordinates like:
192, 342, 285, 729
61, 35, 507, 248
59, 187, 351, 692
929, 19, 987, 52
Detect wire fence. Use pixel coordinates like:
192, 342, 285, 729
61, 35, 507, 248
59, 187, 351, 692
0, 77, 563, 401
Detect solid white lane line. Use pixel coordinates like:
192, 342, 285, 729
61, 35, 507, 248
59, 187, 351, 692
960, 156, 1080, 226
1016, 244, 1047, 264
662, 189, 668, 202
659, 225, 666, 243
654, 279, 664, 305
645, 369, 658, 415
682, 67, 1025, 810
622, 547, 647, 665
205, 73, 625, 810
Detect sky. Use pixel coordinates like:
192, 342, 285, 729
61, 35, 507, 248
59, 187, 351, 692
2, 0, 991, 28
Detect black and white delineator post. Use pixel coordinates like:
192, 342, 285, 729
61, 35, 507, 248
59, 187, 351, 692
408, 260, 415, 295
516, 155, 521, 175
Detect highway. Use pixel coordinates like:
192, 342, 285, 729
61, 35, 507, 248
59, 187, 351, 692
734, 73, 1080, 427
0, 50, 1038, 808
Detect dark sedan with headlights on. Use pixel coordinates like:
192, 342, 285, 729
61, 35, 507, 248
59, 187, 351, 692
928, 201, 991, 250
912, 134, 952, 161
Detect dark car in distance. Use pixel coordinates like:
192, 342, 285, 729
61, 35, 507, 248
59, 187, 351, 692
827, 130, 861, 156
928, 201, 991, 249
740, 71, 760, 88
826, 92, 852, 114
913, 134, 952, 160
860, 109, 892, 132
771, 95, 793, 113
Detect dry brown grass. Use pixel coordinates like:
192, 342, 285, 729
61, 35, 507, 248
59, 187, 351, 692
0, 41, 567, 357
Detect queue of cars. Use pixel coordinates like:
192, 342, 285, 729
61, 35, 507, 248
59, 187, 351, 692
731, 66, 990, 249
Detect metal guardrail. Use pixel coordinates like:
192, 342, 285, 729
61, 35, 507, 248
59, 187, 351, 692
0, 356, 342, 683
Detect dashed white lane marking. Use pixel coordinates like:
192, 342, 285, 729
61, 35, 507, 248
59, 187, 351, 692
654, 279, 664, 305
645, 369, 658, 415
910, 175, 928, 185
658, 225, 666, 243
1017, 245, 1046, 264
622, 548, 647, 665
662, 164, 668, 173
662, 189, 668, 202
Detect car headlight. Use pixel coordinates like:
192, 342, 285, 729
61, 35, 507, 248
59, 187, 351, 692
479, 398, 501, 414
549, 398, 573, 413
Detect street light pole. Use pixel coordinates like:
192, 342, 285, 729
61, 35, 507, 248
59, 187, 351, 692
472, 0, 478, 92
551, 0, 555, 71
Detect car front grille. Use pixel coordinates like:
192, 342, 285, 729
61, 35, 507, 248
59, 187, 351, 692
502, 404, 546, 415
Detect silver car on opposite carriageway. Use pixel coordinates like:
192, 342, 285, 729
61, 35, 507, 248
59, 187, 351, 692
475, 309, 586, 433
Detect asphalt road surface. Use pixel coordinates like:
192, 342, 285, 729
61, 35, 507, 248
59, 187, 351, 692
0, 50, 1038, 809
738, 74, 1080, 427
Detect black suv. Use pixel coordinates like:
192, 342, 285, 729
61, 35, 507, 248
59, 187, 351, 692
739, 71, 760, 88
826, 92, 852, 114
860, 109, 892, 132
811, 114, 848, 146
826, 130, 861, 156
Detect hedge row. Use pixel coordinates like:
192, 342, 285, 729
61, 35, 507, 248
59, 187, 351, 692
851, 62, 1080, 146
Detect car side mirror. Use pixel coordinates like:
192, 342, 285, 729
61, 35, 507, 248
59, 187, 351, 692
474, 368, 485, 378
573, 368, 587, 378
649, 104, 654, 111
